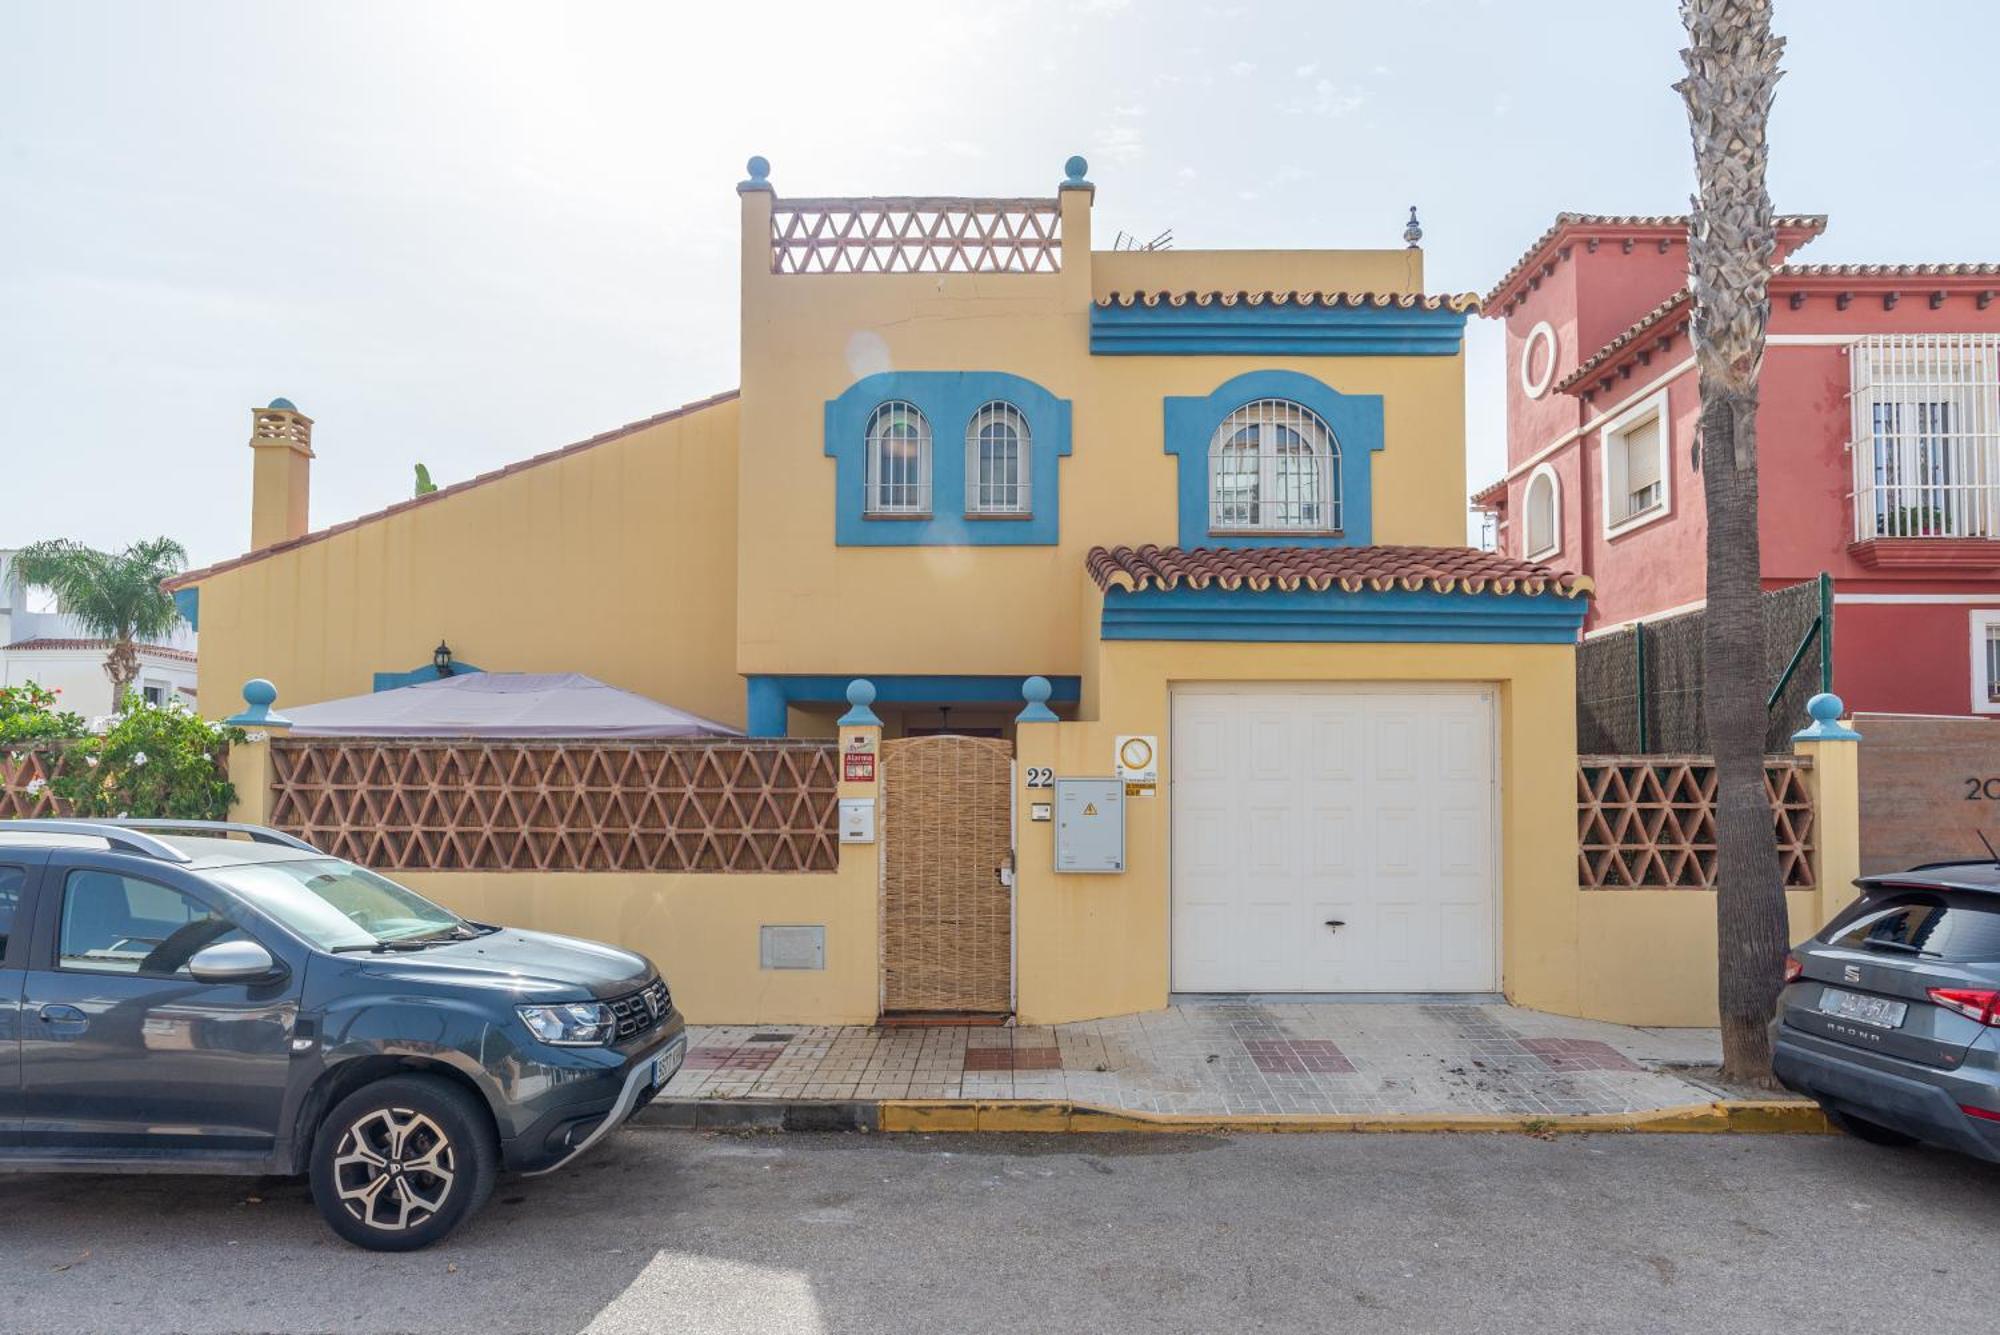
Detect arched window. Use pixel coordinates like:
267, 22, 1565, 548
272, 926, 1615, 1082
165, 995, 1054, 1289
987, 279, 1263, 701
1208, 399, 1340, 532
1524, 464, 1561, 559
864, 401, 931, 514
966, 401, 1031, 515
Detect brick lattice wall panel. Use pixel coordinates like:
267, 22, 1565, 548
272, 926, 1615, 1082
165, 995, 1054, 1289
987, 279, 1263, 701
267, 740, 839, 873
0, 748, 77, 819
1577, 757, 1816, 889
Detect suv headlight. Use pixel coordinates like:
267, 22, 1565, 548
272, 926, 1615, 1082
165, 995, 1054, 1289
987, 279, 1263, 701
517, 1001, 616, 1046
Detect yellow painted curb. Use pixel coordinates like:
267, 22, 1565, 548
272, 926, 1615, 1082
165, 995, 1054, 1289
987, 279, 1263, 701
876, 1099, 1830, 1136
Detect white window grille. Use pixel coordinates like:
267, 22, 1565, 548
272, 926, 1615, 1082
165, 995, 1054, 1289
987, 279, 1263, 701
1851, 334, 2000, 541
864, 401, 932, 515
1524, 465, 1559, 559
1207, 399, 1340, 533
965, 402, 1031, 515
1971, 610, 2000, 715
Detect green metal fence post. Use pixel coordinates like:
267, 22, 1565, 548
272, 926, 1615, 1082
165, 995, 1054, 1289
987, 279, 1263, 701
1818, 571, 1834, 695
1634, 622, 1649, 754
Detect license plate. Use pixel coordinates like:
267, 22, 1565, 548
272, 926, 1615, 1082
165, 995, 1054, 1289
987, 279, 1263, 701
651, 1037, 686, 1088
1818, 986, 1908, 1030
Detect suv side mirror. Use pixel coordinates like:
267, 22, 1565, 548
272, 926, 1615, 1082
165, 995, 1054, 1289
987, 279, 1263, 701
187, 940, 283, 985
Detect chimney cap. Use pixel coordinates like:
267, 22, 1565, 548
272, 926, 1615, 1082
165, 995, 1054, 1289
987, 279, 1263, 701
267, 397, 299, 412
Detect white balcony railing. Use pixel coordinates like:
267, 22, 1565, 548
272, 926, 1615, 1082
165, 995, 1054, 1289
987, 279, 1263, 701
1851, 333, 2000, 541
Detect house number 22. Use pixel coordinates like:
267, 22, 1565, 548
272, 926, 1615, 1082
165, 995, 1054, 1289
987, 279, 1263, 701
1025, 767, 1054, 788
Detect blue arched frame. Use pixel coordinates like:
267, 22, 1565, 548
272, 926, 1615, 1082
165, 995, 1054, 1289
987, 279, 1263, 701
825, 371, 1073, 546
1162, 369, 1385, 548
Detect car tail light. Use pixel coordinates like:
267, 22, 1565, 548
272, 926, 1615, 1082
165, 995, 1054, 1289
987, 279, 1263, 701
1960, 1103, 2000, 1124
1783, 955, 1804, 984
1927, 987, 2000, 1026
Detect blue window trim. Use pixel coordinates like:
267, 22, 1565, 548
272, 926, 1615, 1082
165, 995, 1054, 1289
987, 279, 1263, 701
825, 371, 1072, 546
1099, 587, 1586, 644
746, 673, 1081, 737
373, 661, 484, 692
1091, 299, 1468, 357
1163, 370, 1384, 548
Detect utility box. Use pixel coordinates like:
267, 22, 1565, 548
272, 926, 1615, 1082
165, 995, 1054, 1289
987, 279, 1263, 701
1054, 777, 1125, 874
839, 798, 876, 844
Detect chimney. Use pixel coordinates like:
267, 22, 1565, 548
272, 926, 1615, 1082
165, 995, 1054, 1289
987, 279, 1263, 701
249, 397, 313, 549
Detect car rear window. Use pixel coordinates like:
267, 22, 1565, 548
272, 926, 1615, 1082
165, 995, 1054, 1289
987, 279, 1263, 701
1830, 892, 2000, 962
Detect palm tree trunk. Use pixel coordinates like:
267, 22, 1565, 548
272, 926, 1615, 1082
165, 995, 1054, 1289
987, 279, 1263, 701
1678, 0, 1788, 1085
104, 639, 139, 711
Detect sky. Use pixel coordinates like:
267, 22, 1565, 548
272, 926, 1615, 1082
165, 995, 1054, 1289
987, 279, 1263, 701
4, 0, 1998, 568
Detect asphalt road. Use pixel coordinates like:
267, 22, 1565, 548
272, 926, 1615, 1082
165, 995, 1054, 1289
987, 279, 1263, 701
2, 1127, 1995, 1335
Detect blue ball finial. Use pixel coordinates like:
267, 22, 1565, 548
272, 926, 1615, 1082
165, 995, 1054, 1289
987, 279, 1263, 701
226, 676, 290, 727
838, 677, 881, 727
1017, 675, 1058, 723
746, 155, 770, 183
267, 397, 297, 412
1063, 155, 1089, 184
1793, 691, 1860, 742
243, 678, 278, 708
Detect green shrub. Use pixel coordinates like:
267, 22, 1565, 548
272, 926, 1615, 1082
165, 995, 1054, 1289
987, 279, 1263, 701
47, 696, 245, 820
0, 681, 88, 745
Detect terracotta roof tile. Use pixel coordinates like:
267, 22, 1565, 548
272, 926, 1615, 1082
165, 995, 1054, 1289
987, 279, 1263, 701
165, 389, 740, 590
1096, 289, 1479, 312
1556, 260, 2000, 394
3, 638, 197, 663
1086, 544, 1590, 598
1483, 212, 1827, 310
1556, 289, 1693, 393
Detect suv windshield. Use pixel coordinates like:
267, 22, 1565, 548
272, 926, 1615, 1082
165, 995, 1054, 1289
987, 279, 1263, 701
206, 857, 470, 951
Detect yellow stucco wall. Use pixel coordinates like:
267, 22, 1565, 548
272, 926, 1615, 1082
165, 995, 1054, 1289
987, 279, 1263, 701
1011, 635, 1579, 1025
188, 396, 744, 724
399, 860, 880, 1025
734, 188, 1468, 681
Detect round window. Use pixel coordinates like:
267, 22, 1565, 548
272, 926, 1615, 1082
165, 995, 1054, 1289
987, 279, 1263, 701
1520, 321, 1558, 399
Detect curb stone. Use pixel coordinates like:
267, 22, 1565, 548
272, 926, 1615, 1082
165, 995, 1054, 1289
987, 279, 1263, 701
638, 1097, 1828, 1137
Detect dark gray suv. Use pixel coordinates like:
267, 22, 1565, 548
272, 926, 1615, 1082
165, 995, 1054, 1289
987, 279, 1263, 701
0, 819, 685, 1250
1774, 861, 2000, 1161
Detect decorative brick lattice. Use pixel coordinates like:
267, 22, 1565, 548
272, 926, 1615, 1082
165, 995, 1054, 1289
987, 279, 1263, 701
267, 740, 839, 873
771, 197, 1062, 274
0, 748, 76, 819
1578, 757, 1816, 890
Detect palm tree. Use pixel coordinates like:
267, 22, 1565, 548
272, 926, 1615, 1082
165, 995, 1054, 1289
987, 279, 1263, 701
1676, 0, 1789, 1085
12, 537, 190, 711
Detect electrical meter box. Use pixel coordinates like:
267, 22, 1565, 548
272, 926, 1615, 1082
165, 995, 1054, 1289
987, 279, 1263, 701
1054, 777, 1125, 874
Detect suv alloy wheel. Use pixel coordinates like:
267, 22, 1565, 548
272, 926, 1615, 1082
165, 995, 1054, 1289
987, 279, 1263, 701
309, 1074, 498, 1251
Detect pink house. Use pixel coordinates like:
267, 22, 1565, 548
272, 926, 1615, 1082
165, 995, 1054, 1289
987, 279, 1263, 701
1475, 213, 2000, 718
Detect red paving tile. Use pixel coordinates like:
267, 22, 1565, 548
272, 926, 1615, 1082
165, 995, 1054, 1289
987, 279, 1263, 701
963, 1046, 1063, 1072
685, 1046, 781, 1071
1244, 1039, 1354, 1075
1519, 1038, 1641, 1073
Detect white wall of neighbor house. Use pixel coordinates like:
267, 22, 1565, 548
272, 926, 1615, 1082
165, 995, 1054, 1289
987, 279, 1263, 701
0, 647, 198, 717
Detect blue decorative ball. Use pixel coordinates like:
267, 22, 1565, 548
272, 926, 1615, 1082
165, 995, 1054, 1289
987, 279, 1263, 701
267, 397, 297, 411
1063, 155, 1088, 183
746, 155, 771, 182
1022, 675, 1053, 704
242, 678, 278, 708
1805, 691, 1845, 723
846, 678, 876, 709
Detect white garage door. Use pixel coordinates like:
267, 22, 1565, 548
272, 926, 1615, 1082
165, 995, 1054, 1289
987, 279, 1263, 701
1172, 685, 1498, 994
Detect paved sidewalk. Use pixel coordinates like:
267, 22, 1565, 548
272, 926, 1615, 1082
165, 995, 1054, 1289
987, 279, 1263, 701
659, 1002, 1729, 1118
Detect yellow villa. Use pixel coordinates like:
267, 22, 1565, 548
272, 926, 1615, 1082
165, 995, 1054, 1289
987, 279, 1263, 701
168, 157, 1855, 1028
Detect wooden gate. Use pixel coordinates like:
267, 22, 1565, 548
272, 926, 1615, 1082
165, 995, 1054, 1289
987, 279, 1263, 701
879, 736, 1015, 1017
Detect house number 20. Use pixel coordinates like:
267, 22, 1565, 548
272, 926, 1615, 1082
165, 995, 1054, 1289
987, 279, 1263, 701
1025, 767, 1054, 788
1964, 777, 2000, 800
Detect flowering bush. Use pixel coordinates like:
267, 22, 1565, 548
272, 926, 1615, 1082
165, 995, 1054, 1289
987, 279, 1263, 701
46, 696, 244, 819
0, 682, 88, 744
